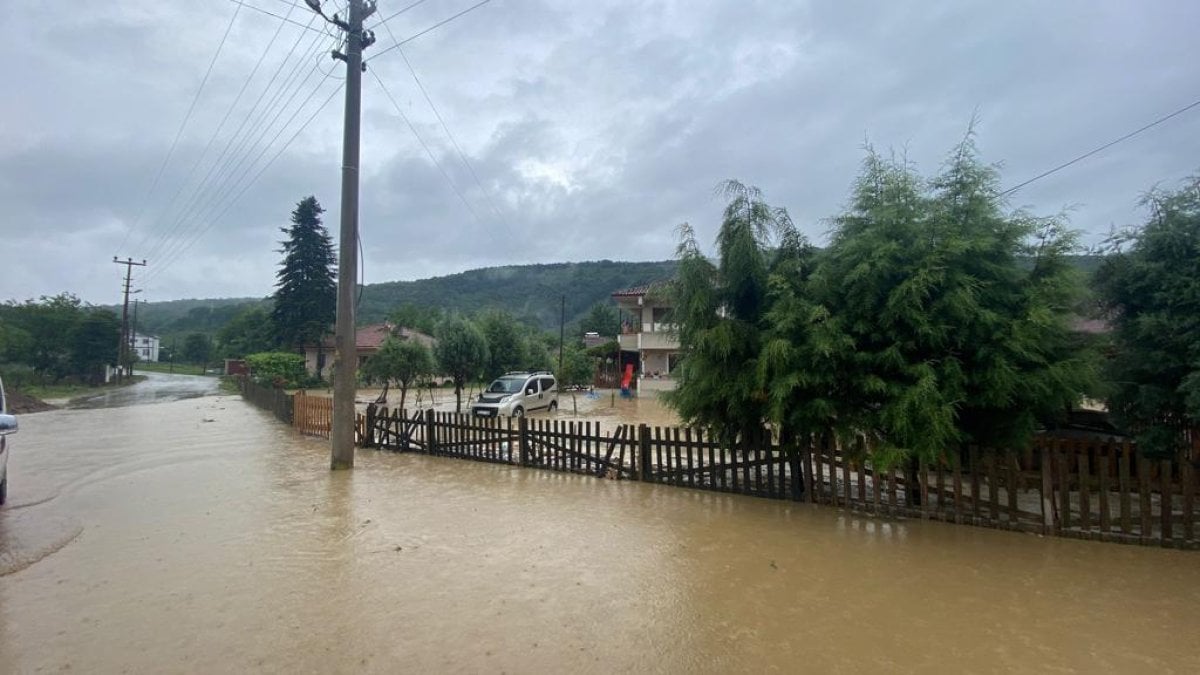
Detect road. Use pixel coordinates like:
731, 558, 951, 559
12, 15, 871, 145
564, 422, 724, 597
2, 373, 1199, 673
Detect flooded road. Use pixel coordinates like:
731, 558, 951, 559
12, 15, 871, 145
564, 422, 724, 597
2, 377, 1199, 673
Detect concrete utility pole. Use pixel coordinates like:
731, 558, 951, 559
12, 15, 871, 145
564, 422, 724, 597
312, 0, 376, 470
130, 298, 140, 376
112, 257, 147, 384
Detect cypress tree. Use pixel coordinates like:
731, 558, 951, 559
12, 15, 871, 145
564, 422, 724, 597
272, 196, 337, 353
1096, 176, 1200, 456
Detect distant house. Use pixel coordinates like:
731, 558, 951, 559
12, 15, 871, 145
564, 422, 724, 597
612, 282, 679, 392
130, 333, 160, 362
581, 331, 609, 349
303, 323, 435, 377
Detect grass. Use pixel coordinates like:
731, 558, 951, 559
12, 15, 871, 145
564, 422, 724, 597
24, 375, 147, 401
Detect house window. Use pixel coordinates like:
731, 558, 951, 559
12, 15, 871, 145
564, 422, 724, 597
651, 307, 671, 332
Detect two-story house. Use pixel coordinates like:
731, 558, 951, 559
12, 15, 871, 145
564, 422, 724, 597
612, 282, 679, 392
130, 333, 160, 362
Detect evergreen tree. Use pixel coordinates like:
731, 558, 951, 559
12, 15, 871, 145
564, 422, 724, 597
1096, 176, 1200, 456
272, 196, 337, 351
665, 181, 805, 445
799, 138, 1094, 469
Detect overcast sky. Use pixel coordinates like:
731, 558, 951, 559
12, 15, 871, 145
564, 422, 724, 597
2, 0, 1198, 305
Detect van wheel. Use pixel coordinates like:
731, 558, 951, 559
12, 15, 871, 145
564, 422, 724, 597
549, 401, 558, 412
512, 407, 524, 418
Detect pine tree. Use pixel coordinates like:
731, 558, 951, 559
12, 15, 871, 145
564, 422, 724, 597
666, 181, 808, 446
1096, 176, 1200, 456
802, 137, 1094, 470
272, 196, 337, 352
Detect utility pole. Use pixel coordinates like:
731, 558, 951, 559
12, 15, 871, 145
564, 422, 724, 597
113, 257, 147, 384
310, 0, 376, 470
130, 298, 140, 376
558, 295, 565, 376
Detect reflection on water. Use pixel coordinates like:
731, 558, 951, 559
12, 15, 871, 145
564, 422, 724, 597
2, 383, 1199, 672
67, 370, 220, 409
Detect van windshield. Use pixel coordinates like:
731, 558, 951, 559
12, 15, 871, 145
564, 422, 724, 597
488, 377, 526, 394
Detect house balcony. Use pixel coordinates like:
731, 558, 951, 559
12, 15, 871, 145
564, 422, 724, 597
617, 331, 679, 352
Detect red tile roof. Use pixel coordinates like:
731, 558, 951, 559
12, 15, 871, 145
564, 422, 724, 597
317, 323, 434, 351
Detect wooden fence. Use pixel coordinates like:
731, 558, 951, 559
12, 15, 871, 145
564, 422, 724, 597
238, 379, 333, 440
360, 405, 1199, 550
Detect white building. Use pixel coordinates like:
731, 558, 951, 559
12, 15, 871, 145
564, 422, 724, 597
130, 333, 160, 362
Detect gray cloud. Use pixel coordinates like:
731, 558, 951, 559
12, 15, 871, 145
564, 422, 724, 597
2, 0, 1198, 304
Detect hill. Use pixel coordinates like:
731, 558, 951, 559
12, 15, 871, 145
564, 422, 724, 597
356, 260, 679, 328
130, 260, 679, 337
126, 254, 1106, 339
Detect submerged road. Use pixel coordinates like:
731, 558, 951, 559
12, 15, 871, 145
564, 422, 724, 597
1, 374, 1199, 672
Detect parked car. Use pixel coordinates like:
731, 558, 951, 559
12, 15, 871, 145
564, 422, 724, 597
471, 371, 558, 418
0, 375, 18, 505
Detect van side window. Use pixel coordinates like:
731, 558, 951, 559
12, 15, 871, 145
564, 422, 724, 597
539, 377, 556, 392
524, 379, 539, 395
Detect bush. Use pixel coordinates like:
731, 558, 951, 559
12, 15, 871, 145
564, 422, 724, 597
245, 352, 308, 389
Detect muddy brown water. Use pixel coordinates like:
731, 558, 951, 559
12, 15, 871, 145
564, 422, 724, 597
2, 377, 1199, 673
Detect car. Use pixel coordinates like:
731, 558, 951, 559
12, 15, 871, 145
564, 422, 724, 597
0, 375, 18, 505
471, 371, 558, 418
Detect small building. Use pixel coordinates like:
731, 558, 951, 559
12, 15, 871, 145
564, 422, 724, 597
303, 323, 435, 377
612, 282, 679, 392
130, 333, 160, 362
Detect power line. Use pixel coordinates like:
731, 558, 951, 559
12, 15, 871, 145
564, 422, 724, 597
378, 18, 510, 227
227, 0, 330, 36
370, 67, 486, 226
368, 0, 496, 63
1001, 96, 1200, 197
139, 2, 303, 262
140, 23, 333, 263
146, 75, 344, 283
368, 0, 433, 31
117, 3, 242, 256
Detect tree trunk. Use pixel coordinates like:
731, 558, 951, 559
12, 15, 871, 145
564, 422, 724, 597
454, 379, 463, 413
398, 384, 408, 412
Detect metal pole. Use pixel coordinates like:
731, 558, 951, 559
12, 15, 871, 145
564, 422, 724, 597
329, 0, 375, 470
558, 294, 565, 376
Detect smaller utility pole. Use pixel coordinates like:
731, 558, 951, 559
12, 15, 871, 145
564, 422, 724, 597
130, 298, 140, 376
112, 257, 147, 383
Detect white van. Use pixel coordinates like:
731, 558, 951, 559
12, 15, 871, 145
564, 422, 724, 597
0, 376, 18, 505
471, 371, 558, 418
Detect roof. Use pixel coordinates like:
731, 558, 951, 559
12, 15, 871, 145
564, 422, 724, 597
1070, 317, 1112, 335
612, 280, 671, 298
317, 323, 435, 351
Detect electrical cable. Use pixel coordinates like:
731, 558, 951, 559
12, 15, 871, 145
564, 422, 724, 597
117, 2, 242, 256
146, 78, 345, 284
1001, 96, 1200, 197
367, 0, 433, 32
378, 18, 509, 227
140, 22, 333, 262
227, 0, 330, 36
144, 43, 340, 279
367, 0, 495, 63
138, 2, 302, 261
370, 67, 486, 226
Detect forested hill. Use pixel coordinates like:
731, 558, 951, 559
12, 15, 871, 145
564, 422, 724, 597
356, 260, 679, 328
130, 260, 678, 336
128, 254, 1102, 338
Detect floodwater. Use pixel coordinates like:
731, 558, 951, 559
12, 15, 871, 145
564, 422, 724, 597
2, 376, 1199, 673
